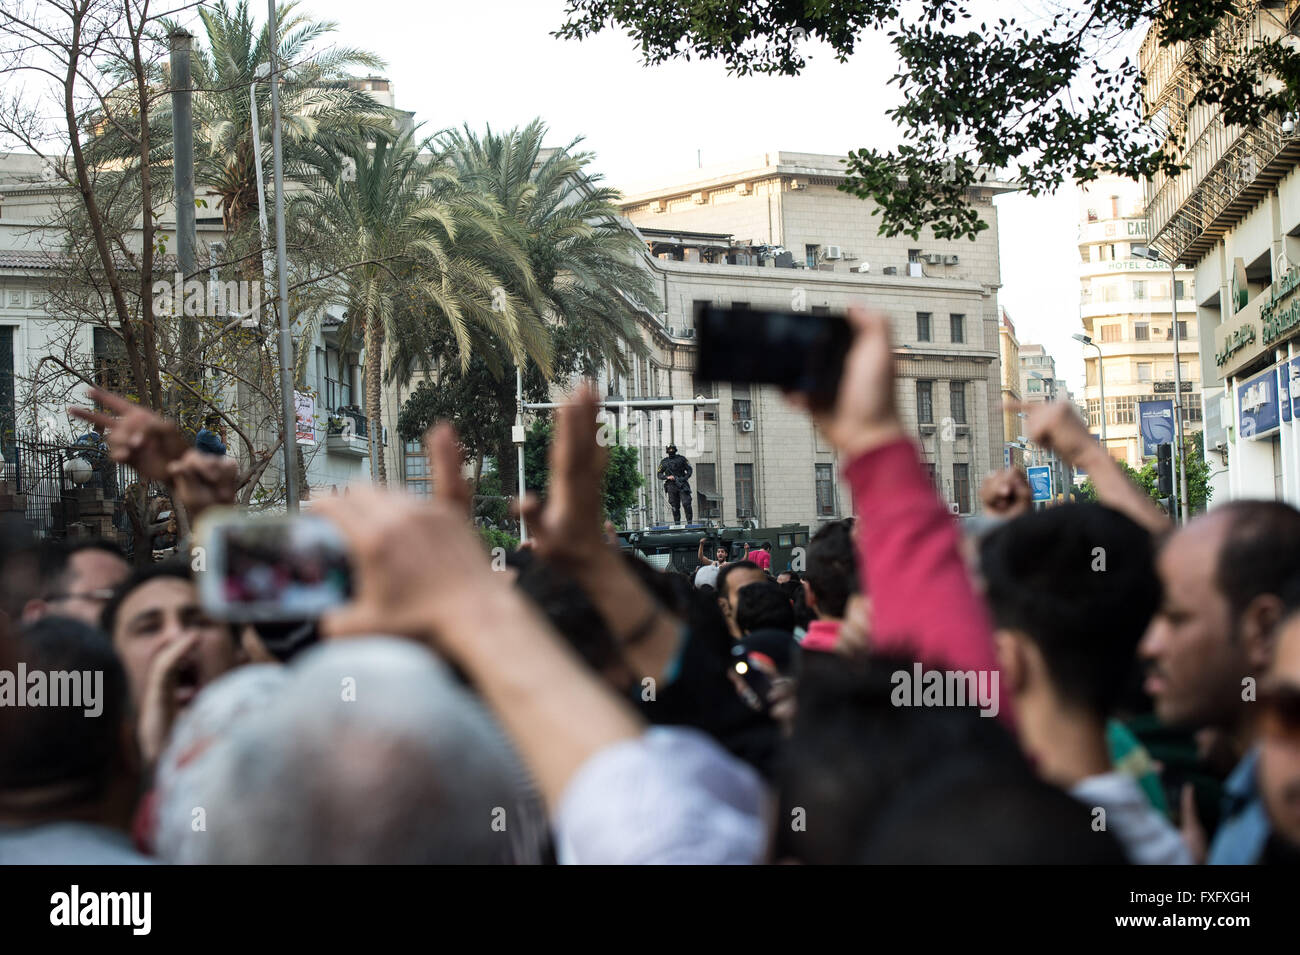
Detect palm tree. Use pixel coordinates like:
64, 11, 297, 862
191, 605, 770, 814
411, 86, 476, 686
292, 130, 551, 484
186, 0, 394, 235
439, 120, 660, 379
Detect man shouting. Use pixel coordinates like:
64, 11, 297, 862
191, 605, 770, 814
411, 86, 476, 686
657, 443, 693, 524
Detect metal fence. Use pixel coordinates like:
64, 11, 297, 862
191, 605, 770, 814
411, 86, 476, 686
1, 434, 140, 542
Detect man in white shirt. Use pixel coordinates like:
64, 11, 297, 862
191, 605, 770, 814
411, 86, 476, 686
694, 539, 729, 589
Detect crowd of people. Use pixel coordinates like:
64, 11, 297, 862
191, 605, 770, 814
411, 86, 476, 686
1, 307, 1298, 864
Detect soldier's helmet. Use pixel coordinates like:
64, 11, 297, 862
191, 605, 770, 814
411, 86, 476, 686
666, 444, 677, 455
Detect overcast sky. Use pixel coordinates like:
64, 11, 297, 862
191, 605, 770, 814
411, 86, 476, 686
279, 0, 1090, 389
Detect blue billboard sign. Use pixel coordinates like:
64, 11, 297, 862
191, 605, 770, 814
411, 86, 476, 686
1137, 400, 1175, 457
1239, 368, 1281, 439
1027, 465, 1053, 503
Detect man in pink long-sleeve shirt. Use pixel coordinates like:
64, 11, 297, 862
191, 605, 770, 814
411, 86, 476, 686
793, 307, 1012, 725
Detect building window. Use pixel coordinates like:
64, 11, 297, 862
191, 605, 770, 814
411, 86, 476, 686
953, 464, 971, 514
734, 463, 755, 518
815, 463, 836, 516
1134, 322, 1150, 341
92, 327, 130, 395
908, 248, 922, 263
1176, 320, 1189, 340
949, 380, 966, 424
323, 346, 353, 410
404, 440, 431, 498
924, 462, 938, 488
1133, 280, 1146, 300
1138, 362, 1153, 382
731, 382, 752, 422
805, 245, 820, 268
1100, 324, 1122, 343
1175, 280, 1186, 299
693, 374, 716, 420
916, 380, 934, 424
950, 313, 965, 344
917, 311, 932, 342
695, 463, 720, 519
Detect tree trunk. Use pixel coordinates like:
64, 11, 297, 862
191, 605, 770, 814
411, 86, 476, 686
365, 316, 387, 485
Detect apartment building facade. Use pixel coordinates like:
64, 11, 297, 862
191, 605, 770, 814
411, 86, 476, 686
0, 151, 374, 504
1078, 171, 1202, 469
1142, 3, 1300, 504
999, 309, 1027, 470
612, 152, 1016, 527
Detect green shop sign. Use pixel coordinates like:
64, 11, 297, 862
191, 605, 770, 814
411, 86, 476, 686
1263, 266, 1300, 345
1216, 323, 1257, 367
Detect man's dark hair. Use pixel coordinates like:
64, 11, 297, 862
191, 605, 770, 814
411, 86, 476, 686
735, 579, 795, 634
804, 519, 859, 619
979, 504, 1160, 718
99, 558, 196, 637
36, 539, 127, 600
776, 653, 1125, 864
513, 557, 622, 674
0, 617, 129, 807
717, 560, 762, 601
1215, 501, 1300, 633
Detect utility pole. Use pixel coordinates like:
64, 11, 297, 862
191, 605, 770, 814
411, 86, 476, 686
1170, 260, 1190, 524
169, 30, 199, 420
267, 0, 301, 511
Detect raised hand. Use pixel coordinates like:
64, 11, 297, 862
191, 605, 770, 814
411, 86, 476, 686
791, 307, 906, 459
69, 388, 190, 482
518, 386, 610, 571
167, 450, 239, 519
1006, 399, 1097, 468
979, 467, 1032, 519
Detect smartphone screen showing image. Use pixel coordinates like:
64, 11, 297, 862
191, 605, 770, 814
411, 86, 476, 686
694, 302, 853, 406
198, 511, 352, 623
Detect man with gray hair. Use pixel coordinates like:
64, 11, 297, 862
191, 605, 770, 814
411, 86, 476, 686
157, 638, 537, 864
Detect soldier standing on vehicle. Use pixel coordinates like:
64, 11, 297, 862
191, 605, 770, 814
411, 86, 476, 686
656, 443, 693, 524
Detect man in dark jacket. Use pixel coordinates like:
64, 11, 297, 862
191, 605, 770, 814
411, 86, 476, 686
657, 444, 693, 523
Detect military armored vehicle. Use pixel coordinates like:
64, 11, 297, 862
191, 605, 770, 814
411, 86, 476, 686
617, 523, 811, 577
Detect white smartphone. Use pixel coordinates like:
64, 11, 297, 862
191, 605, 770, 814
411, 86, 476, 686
195, 508, 353, 623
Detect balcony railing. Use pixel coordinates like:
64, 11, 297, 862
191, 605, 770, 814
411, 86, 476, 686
1142, 4, 1300, 263
1147, 114, 1300, 263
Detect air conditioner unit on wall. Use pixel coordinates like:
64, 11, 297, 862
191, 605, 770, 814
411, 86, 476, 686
740, 419, 755, 432
825, 245, 843, 259
944, 254, 960, 265
736, 182, 751, 195
650, 200, 664, 213
882, 266, 898, 275
924, 253, 944, 265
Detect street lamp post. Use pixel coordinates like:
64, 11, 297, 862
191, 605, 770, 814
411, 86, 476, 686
1132, 246, 1189, 524
1073, 332, 1107, 446
266, 0, 300, 511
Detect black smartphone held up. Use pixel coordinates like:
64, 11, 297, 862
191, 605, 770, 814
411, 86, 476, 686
693, 302, 853, 407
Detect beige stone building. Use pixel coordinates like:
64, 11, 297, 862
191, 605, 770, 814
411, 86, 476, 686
1142, 4, 1300, 506
999, 309, 1026, 470
1077, 171, 1201, 469
600, 152, 1016, 528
